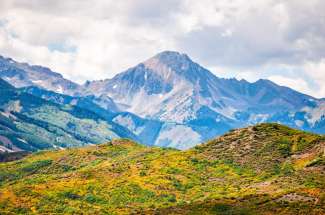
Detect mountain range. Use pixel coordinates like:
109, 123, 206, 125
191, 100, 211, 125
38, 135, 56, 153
0, 51, 324, 150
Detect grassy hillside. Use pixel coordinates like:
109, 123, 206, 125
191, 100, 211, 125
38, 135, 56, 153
0, 123, 324, 214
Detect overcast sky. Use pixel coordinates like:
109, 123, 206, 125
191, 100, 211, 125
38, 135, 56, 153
0, 0, 324, 98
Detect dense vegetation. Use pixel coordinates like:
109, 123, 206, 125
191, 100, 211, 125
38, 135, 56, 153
0, 123, 324, 214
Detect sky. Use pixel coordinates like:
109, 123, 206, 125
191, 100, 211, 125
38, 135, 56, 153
0, 0, 324, 98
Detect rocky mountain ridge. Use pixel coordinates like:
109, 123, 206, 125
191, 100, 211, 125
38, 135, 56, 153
0, 51, 324, 149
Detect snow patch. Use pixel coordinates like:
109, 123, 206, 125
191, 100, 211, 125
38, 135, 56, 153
17, 138, 27, 144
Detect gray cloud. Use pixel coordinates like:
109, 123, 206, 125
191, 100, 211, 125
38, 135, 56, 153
0, 0, 324, 97
177, 0, 325, 68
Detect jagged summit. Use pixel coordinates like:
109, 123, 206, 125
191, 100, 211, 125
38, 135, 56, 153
83, 50, 208, 97
151, 50, 191, 64
153, 50, 187, 57
142, 50, 209, 80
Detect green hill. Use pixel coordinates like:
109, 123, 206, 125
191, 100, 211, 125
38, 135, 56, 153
0, 123, 324, 214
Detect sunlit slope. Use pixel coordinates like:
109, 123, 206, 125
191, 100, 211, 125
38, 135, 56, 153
0, 123, 324, 214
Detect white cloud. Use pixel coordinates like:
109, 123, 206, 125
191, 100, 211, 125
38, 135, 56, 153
268, 75, 314, 96
0, 0, 324, 97
303, 60, 325, 98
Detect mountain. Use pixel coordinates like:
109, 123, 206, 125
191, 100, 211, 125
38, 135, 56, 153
0, 78, 138, 152
0, 55, 80, 95
1, 52, 324, 149
0, 55, 120, 113
82, 51, 325, 148
22, 86, 163, 147
22, 86, 118, 118
0, 124, 324, 214
84, 51, 317, 121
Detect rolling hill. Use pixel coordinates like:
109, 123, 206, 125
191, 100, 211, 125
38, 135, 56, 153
0, 123, 324, 214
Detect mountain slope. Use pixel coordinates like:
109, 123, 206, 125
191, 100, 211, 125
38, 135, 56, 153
1, 52, 324, 149
0, 79, 138, 152
22, 86, 118, 119
22, 86, 165, 147
0, 124, 324, 214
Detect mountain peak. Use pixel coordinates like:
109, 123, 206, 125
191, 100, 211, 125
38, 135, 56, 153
149, 50, 192, 67
153, 50, 190, 60
140, 50, 210, 83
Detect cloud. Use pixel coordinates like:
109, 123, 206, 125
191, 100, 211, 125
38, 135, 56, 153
267, 75, 314, 96
177, 0, 325, 67
0, 0, 324, 97
302, 60, 325, 98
